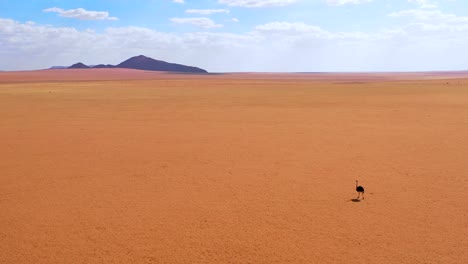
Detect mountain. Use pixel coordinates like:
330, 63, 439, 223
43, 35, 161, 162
68, 62, 90, 69
117, 55, 207, 73
63, 55, 207, 73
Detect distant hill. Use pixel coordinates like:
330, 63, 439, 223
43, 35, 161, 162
69, 62, 90, 69
65, 55, 207, 73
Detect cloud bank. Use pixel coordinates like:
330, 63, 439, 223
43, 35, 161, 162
43, 7, 118, 20
218, 0, 299, 8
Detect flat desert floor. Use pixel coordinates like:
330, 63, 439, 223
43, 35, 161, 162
1, 70, 467, 263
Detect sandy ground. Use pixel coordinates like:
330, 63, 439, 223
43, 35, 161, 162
0, 70, 467, 263
2, 68, 468, 83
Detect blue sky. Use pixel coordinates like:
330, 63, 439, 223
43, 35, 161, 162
1, 0, 467, 72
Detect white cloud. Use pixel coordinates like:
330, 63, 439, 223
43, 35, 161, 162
407, 0, 437, 9
170, 17, 223, 28
173, 0, 185, 3
218, 0, 299, 8
325, 0, 372, 6
43, 7, 118, 20
255, 22, 331, 36
389, 9, 468, 23
186, 9, 230, 15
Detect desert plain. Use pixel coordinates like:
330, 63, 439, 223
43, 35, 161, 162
0, 69, 467, 263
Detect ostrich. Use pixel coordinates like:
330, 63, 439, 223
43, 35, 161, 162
356, 180, 365, 199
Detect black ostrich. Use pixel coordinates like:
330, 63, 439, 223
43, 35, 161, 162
356, 180, 365, 200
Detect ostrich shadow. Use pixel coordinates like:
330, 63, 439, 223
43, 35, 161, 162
350, 198, 361, 202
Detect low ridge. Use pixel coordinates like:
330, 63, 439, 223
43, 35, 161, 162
92, 64, 115, 69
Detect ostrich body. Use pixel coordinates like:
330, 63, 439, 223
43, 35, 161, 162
356, 180, 365, 199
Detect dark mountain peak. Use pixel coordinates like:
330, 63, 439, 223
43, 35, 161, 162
68, 62, 90, 69
123, 55, 156, 63
117, 55, 207, 73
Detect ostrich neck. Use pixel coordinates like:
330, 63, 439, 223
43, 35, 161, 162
356, 181, 358, 187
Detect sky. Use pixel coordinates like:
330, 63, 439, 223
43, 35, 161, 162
0, 0, 467, 72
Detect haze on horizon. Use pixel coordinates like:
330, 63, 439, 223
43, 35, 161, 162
1, 0, 467, 72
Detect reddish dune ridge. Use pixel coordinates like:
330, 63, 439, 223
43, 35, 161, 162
0, 69, 467, 263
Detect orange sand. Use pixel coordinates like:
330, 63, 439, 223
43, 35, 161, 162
0, 70, 467, 263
